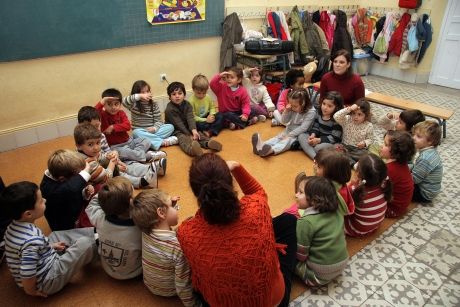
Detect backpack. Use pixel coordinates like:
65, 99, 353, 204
398, 0, 422, 9
311, 55, 330, 83
373, 31, 388, 54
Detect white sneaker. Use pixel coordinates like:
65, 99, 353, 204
146, 150, 167, 162
143, 164, 158, 188
154, 157, 167, 176
163, 136, 178, 147
271, 119, 281, 126
258, 115, 267, 122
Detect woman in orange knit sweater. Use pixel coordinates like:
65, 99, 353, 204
177, 153, 296, 307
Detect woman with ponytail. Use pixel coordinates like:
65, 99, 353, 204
177, 153, 296, 307
344, 154, 393, 237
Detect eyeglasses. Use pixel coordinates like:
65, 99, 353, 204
172, 199, 180, 211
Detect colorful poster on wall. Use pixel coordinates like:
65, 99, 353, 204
146, 0, 205, 25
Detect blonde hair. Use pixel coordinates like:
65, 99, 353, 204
130, 189, 169, 233
48, 149, 85, 179
413, 120, 441, 147
192, 74, 209, 91
98, 177, 133, 216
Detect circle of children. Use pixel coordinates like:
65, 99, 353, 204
1, 49, 443, 306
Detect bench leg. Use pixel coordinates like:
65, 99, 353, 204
437, 119, 447, 138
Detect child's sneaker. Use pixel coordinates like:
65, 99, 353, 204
259, 144, 274, 157
142, 164, 158, 188
146, 150, 167, 162
162, 136, 178, 147
154, 158, 167, 176
207, 139, 222, 151
249, 116, 258, 125
271, 119, 281, 126
258, 115, 267, 122
251, 133, 262, 155
228, 122, 236, 130
191, 141, 203, 156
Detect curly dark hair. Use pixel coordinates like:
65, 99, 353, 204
353, 98, 371, 121
399, 109, 425, 132
304, 177, 339, 213
189, 153, 240, 225
315, 148, 351, 185
167, 81, 186, 97
285, 69, 304, 88
385, 130, 416, 163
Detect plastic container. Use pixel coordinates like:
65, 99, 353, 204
352, 53, 371, 76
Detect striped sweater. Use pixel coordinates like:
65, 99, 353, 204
142, 229, 201, 307
308, 114, 343, 144
412, 147, 443, 200
4, 221, 57, 290
122, 94, 164, 131
344, 186, 387, 237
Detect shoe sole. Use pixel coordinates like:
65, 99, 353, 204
207, 140, 222, 151
259, 144, 273, 157
251, 133, 260, 155
191, 141, 203, 157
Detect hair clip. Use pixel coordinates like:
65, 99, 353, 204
361, 179, 367, 185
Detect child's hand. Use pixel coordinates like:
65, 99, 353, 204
226, 160, 240, 171
387, 112, 399, 120
356, 141, 366, 149
147, 126, 157, 133
285, 104, 292, 110
139, 92, 152, 102
118, 161, 127, 172
84, 185, 95, 198
52, 241, 67, 251
192, 129, 200, 140
106, 151, 119, 160
206, 114, 215, 123
240, 114, 248, 122
101, 97, 119, 106
348, 104, 359, 112
219, 71, 231, 79
84, 161, 92, 174
104, 125, 114, 135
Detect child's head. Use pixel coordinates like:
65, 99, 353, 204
287, 88, 312, 114
192, 74, 209, 99
130, 189, 179, 233
285, 69, 305, 90
1, 181, 45, 221
98, 177, 133, 217
167, 81, 186, 105
249, 67, 264, 85
351, 98, 371, 124
314, 148, 351, 185
380, 130, 416, 163
397, 109, 425, 132
101, 88, 122, 115
298, 177, 339, 213
225, 66, 244, 87
412, 120, 441, 149
130, 80, 151, 95
77, 106, 101, 131
74, 123, 102, 158
47, 149, 86, 180
319, 91, 344, 118
353, 154, 393, 205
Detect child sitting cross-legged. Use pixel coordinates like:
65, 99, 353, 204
165, 81, 222, 157
85, 177, 142, 280
130, 189, 202, 306
2, 181, 96, 297
242, 67, 275, 124
40, 149, 94, 231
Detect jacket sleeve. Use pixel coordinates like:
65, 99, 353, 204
277, 89, 288, 112
333, 107, 349, 126
152, 102, 164, 130
208, 96, 217, 115
209, 74, 222, 96
174, 247, 202, 307
240, 89, 251, 117
122, 94, 137, 110
261, 86, 275, 111
364, 123, 374, 147
185, 102, 197, 131
412, 156, 433, 184
85, 194, 106, 227
231, 165, 265, 197
295, 218, 313, 262
288, 108, 316, 138
324, 122, 343, 144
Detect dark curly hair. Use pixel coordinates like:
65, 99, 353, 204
303, 177, 339, 213
285, 69, 304, 88
315, 148, 351, 185
167, 81, 186, 97
353, 98, 371, 121
385, 130, 416, 163
399, 109, 425, 132
189, 153, 240, 225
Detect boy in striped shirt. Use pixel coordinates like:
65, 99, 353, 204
2, 181, 96, 297
130, 189, 202, 307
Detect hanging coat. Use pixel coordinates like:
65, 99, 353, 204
289, 6, 309, 63
319, 11, 334, 49
388, 13, 411, 56
353, 8, 373, 47
219, 13, 243, 71
417, 14, 433, 63
331, 10, 353, 57
302, 10, 326, 57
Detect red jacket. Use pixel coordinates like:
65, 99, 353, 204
95, 102, 131, 145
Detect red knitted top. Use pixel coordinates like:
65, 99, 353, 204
177, 166, 284, 307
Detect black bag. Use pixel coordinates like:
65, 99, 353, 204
245, 39, 294, 55
311, 55, 330, 83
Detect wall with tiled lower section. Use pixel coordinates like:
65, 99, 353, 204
0, 90, 202, 152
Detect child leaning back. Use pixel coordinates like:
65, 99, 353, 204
130, 189, 202, 306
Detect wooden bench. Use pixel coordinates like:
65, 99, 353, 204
365, 91, 454, 138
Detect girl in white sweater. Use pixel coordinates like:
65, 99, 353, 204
242, 67, 276, 124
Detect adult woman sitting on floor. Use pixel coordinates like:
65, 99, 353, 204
319, 49, 365, 106
177, 153, 296, 307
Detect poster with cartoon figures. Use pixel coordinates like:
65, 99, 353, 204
146, 0, 205, 25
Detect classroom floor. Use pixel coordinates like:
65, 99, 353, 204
0, 75, 459, 306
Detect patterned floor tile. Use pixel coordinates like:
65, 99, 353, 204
442, 212, 460, 236
362, 292, 394, 307
401, 262, 444, 291
430, 229, 460, 256
414, 242, 460, 278
379, 279, 425, 306
293, 294, 341, 307
415, 209, 453, 227
399, 214, 442, 241
425, 281, 460, 307
367, 243, 409, 269
348, 259, 390, 287
327, 276, 372, 306
380, 226, 427, 255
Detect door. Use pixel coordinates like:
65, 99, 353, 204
429, 0, 460, 89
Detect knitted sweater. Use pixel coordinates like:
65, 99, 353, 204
334, 108, 374, 147
320, 72, 365, 106
242, 78, 275, 111
189, 94, 217, 123
209, 74, 251, 117
281, 107, 316, 138
412, 147, 443, 200
177, 165, 284, 307
164, 100, 196, 136
386, 161, 413, 217
122, 94, 163, 131
95, 102, 131, 145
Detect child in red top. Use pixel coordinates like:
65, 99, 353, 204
345, 154, 392, 237
95, 88, 156, 163
209, 67, 251, 130
380, 130, 416, 218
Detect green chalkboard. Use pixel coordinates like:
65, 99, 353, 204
0, 0, 224, 62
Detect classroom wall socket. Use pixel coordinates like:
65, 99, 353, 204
160, 73, 167, 82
